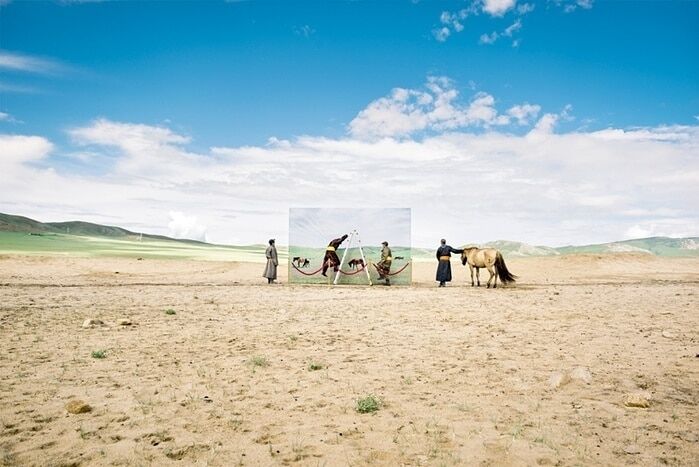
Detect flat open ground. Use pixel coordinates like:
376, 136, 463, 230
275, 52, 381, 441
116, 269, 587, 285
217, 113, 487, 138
0, 254, 697, 466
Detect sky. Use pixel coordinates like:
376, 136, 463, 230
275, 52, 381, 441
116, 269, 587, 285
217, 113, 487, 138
289, 208, 411, 248
0, 0, 697, 247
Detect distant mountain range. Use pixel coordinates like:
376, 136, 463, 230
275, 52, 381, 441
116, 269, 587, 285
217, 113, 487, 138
1, 212, 697, 257
0, 212, 207, 245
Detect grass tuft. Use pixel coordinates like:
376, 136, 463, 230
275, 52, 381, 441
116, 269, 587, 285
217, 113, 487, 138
308, 362, 323, 371
250, 355, 269, 368
165, 309, 176, 315
356, 394, 381, 413
91, 349, 107, 359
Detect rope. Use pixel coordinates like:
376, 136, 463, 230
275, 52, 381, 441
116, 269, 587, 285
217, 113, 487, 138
290, 260, 410, 278
386, 262, 411, 276
338, 264, 367, 275
290, 262, 324, 276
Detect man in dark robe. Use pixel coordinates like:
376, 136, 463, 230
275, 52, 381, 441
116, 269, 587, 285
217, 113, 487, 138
436, 239, 463, 287
322, 234, 348, 276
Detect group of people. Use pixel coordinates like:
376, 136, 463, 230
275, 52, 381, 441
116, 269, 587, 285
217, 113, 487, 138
263, 236, 461, 287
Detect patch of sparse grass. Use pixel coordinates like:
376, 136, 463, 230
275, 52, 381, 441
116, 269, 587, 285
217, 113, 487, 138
288, 335, 298, 342
165, 309, 176, 315
356, 394, 381, 414
91, 349, 107, 359
77, 425, 92, 439
510, 423, 525, 440
250, 356, 269, 368
228, 417, 244, 431
308, 362, 323, 371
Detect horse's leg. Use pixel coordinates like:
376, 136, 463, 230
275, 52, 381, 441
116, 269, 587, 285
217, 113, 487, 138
476, 267, 481, 287
492, 261, 498, 288
469, 264, 475, 286
486, 265, 495, 288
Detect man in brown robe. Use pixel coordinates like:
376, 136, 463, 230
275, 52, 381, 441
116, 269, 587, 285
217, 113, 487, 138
374, 241, 392, 286
263, 239, 278, 284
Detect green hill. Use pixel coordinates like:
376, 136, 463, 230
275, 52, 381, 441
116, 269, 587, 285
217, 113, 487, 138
0, 212, 274, 261
1, 212, 697, 259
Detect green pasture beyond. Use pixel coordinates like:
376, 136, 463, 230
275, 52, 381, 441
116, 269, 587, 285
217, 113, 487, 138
0, 232, 272, 262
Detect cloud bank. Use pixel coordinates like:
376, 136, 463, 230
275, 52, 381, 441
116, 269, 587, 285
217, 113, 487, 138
0, 78, 696, 247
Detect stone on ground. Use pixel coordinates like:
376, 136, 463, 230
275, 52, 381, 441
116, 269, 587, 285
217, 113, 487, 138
65, 400, 92, 414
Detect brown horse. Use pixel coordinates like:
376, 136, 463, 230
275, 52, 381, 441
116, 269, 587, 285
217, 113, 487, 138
460, 246, 516, 288
348, 258, 365, 269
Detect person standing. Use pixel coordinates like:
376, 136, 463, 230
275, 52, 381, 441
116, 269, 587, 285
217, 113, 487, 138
436, 239, 463, 287
375, 241, 392, 286
322, 234, 348, 277
263, 239, 278, 284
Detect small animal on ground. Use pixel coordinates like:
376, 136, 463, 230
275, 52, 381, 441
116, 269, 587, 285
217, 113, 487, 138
292, 257, 310, 268
348, 258, 365, 269
461, 247, 516, 288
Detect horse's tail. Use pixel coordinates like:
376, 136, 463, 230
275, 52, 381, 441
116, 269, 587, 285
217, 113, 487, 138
495, 252, 517, 284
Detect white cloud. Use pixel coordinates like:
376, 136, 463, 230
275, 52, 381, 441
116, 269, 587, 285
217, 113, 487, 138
0, 82, 39, 94
625, 219, 699, 240
0, 111, 21, 123
168, 211, 208, 242
294, 25, 315, 37
482, 0, 517, 17
0, 134, 53, 166
529, 113, 559, 137
517, 3, 535, 14
479, 31, 499, 44
435, 0, 589, 44
479, 19, 522, 45
503, 19, 522, 37
348, 77, 525, 139
557, 0, 594, 13
0, 50, 68, 75
432, 27, 451, 42
433, 3, 480, 42
507, 103, 541, 125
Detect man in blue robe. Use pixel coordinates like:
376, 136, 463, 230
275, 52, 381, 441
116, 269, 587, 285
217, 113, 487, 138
436, 239, 463, 287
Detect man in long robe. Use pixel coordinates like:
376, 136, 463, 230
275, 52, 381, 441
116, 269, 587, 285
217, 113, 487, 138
436, 239, 463, 287
263, 239, 278, 284
375, 241, 392, 286
322, 234, 348, 277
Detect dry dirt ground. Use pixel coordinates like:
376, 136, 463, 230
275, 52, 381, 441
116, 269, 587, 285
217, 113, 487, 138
0, 254, 697, 466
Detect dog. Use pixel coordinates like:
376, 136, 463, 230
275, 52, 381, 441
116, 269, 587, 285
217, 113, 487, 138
292, 257, 310, 268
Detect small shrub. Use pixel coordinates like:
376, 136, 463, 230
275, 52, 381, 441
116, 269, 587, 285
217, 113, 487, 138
356, 395, 381, 413
250, 356, 269, 368
308, 362, 323, 371
91, 350, 107, 359
165, 309, 176, 315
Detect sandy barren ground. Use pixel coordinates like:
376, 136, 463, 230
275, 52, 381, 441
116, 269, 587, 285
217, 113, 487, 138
0, 253, 697, 466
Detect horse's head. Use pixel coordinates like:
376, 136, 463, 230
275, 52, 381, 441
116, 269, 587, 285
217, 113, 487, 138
461, 246, 477, 265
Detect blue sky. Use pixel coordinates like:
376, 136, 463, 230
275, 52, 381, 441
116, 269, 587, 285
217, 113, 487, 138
1, 1, 698, 246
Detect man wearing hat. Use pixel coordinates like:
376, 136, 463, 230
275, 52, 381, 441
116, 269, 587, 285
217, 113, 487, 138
322, 234, 349, 277
263, 238, 278, 284
375, 241, 392, 286
436, 239, 463, 287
